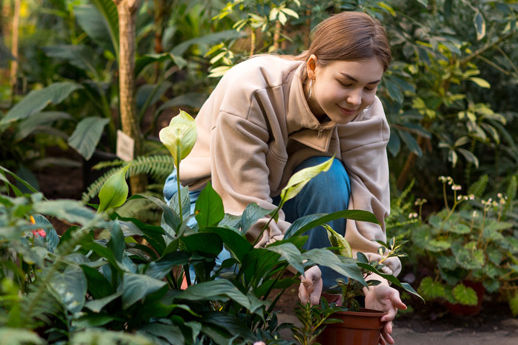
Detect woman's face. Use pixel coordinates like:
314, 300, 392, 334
306, 56, 384, 123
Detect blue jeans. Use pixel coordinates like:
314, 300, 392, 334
163, 156, 351, 289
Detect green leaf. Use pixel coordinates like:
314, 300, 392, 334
452, 284, 478, 305
240, 203, 271, 234
16, 111, 71, 141
159, 110, 197, 168
43, 44, 98, 75
473, 11, 486, 40
0, 329, 45, 345
145, 252, 190, 279
509, 292, 518, 317
284, 210, 379, 239
470, 77, 490, 88
140, 323, 185, 345
121, 273, 167, 309
265, 242, 304, 273
98, 166, 130, 213
50, 264, 87, 314
195, 182, 224, 228
108, 221, 125, 262
203, 227, 252, 262
302, 248, 364, 284
399, 130, 422, 156
33, 200, 100, 226
82, 0, 119, 59
176, 280, 251, 309
81, 265, 114, 299
71, 330, 154, 345
457, 148, 479, 168
1, 82, 82, 125
84, 292, 121, 313
324, 224, 352, 257
280, 157, 333, 202
68, 117, 110, 160
418, 277, 446, 300
181, 233, 222, 256
453, 242, 485, 270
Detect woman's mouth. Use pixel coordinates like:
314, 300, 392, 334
338, 105, 359, 116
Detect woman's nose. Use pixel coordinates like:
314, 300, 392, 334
346, 90, 362, 106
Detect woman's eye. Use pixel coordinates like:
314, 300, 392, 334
339, 80, 352, 87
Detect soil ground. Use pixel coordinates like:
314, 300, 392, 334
34, 154, 518, 344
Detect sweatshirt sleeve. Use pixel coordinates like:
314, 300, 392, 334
338, 98, 401, 275
210, 109, 290, 247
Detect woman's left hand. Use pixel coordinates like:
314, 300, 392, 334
364, 284, 407, 345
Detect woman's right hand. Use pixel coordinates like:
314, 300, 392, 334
298, 266, 323, 305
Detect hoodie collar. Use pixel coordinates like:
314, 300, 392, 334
286, 63, 336, 152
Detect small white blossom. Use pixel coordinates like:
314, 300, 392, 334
451, 184, 462, 191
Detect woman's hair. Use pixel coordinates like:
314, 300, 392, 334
297, 11, 391, 73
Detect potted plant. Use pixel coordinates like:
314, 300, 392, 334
293, 225, 422, 345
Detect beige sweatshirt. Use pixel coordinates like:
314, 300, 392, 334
179, 55, 394, 269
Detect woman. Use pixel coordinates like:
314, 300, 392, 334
164, 11, 405, 344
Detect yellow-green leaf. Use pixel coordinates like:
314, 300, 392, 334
98, 166, 130, 213
159, 110, 197, 167
470, 77, 490, 88
323, 224, 352, 258
280, 156, 334, 203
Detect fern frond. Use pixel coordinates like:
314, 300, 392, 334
0, 328, 45, 345
82, 155, 174, 203
92, 160, 125, 170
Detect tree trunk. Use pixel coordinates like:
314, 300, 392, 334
114, 0, 146, 193
9, 0, 20, 99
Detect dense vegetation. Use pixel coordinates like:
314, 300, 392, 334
1, 0, 517, 344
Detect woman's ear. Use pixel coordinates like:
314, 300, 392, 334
306, 54, 318, 80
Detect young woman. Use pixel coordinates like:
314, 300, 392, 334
164, 11, 405, 344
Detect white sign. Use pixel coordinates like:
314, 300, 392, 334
116, 130, 135, 161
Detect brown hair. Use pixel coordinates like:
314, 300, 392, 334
298, 11, 391, 73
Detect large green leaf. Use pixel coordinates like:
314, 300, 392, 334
417, 277, 446, 301
202, 312, 255, 342
16, 111, 71, 141
71, 330, 154, 345
68, 117, 110, 160
176, 280, 251, 309
302, 248, 364, 284
145, 252, 190, 280
75, 1, 119, 59
265, 242, 304, 273
156, 93, 207, 113
284, 210, 379, 239
140, 323, 184, 345
33, 200, 101, 226
108, 221, 125, 262
50, 264, 87, 314
195, 182, 224, 228
43, 44, 98, 76
1, 82, 82, 125
181, 233, 222, 256
97, 166, 129, 213
240, 203, 272, 234
121, 273, 167, 309
81, 265, 114, 299
84, 292, 121, 313
203, 227, 252, 262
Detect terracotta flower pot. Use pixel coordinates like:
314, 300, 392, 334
317, 308, 384, 345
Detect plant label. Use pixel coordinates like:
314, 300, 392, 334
116, 130, 134, 161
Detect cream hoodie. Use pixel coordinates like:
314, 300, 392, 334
179, 55, 398, 273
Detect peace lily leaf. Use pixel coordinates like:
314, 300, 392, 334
1, 82, 82, 125
71, 330, 154, 345
159, 110, 197, 168
280, 156, 333, 202
140, 323, 184, 345
176, 280, 251, 309
324, 224, 352, 258
84, 292, 122, 313
302, 248, 365, 284
265, 242, 304, 273
33, 200, 101, 226
68, 117, 110, 160
121, 273, 167, 309
241, 203, 272, 234
195, 182, 224, 228
98, 166, 130, 213
50, 264, 87, 314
